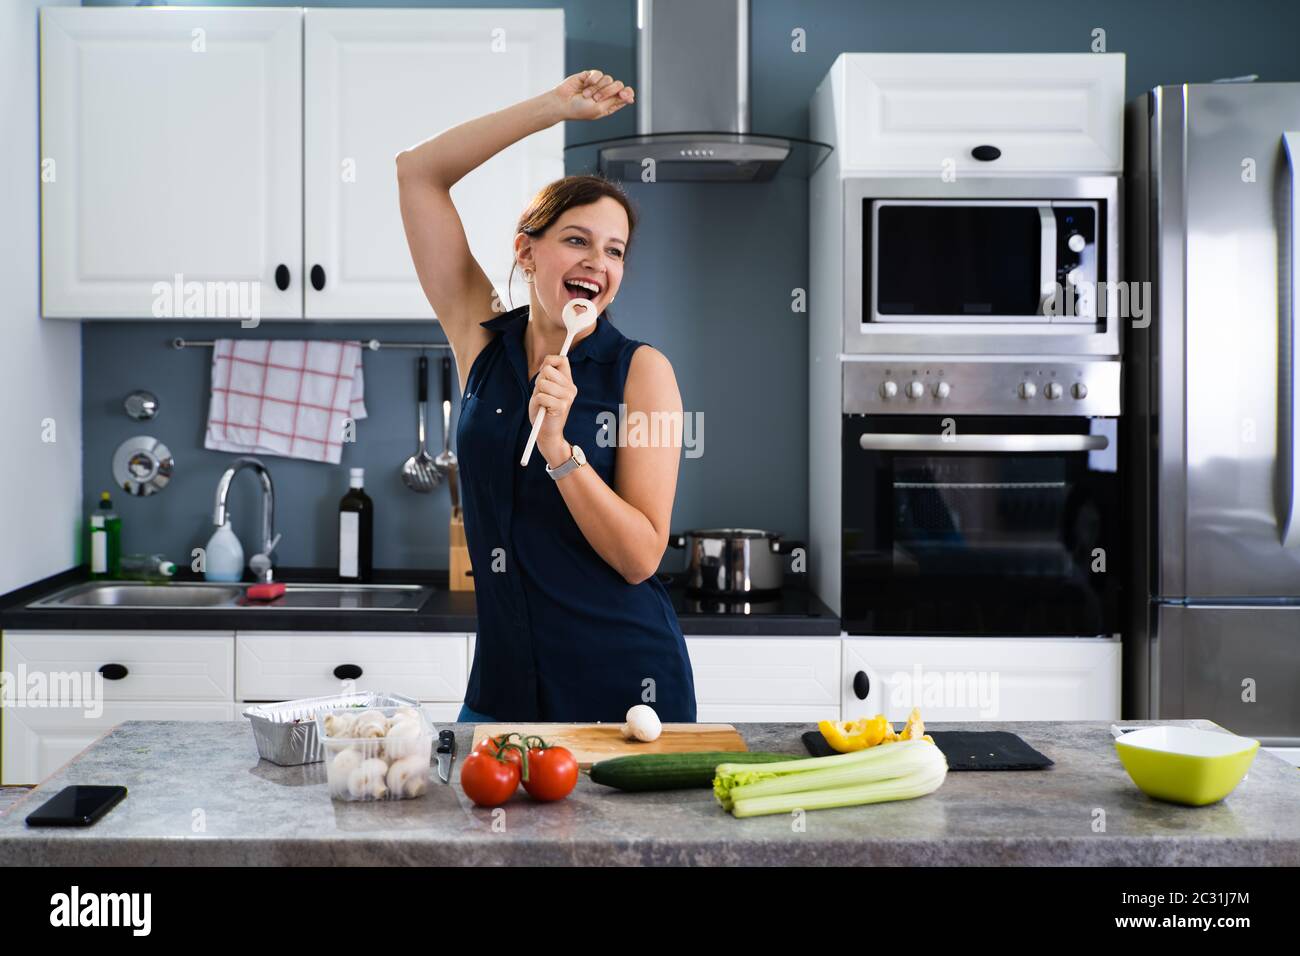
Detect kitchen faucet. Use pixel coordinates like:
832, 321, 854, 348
212, 456, 280, 583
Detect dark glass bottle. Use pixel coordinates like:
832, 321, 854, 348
338, 467, 373, 582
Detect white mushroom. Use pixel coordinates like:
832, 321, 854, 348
382, 717, 425, 761
622, 705, 662, 742
389, 706, 422, 728
348, 758, 391, 800
353, 712, 388, 739
386, 755, 429, 798
328, 747, 363, 797
323, 712, 358, 738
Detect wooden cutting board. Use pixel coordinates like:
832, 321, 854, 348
471, 723, 748, 768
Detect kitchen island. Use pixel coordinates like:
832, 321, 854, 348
0, 719, 1295, 866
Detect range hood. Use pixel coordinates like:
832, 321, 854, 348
573, 0, 828, 183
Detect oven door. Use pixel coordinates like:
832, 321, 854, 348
842, 415, 1121, 636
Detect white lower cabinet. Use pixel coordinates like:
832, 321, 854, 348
235, 631, 471, 704
686, 637, 841, 723
841, 636, 1122, 722
1, 629, 239, 785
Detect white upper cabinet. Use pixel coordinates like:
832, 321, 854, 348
822, 53, 1125, 175
39, 7, 564, 320
304, 9, 564, 319
40, 7, 303, 319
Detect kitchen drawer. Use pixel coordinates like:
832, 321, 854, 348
827, 53, 1125, 174
841, 637, 1121, 722
2, 630, 234, 701
1, 699, 235, 786
236, 631, 469, 702
685, 638, 841, 721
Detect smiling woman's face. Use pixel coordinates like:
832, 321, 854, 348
518, 196, 628, 327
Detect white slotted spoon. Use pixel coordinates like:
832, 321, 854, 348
519, 298, 597, 466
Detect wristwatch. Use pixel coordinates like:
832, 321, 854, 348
545, 444, 586, 480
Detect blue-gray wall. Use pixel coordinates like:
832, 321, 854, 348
82, 0, 1300, 572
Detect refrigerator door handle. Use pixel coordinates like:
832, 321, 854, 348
1283, 132, 1300, 547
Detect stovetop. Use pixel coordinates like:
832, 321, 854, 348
655, 572, 833, 620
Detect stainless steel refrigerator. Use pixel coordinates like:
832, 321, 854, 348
1125, 82, 1300, 755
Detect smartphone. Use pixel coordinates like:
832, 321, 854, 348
26, 785, 127, 827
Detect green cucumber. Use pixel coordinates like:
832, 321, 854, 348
588, 751, 801, 792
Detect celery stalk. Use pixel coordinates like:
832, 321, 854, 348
729, 763, 948, 818
713, 739, 948, 817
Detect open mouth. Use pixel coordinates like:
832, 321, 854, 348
563, 280, 601, 301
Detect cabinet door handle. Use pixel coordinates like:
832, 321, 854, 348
852, 670, 870, 700
333, 664, 362, 680
274, 264, 290, 291
971, 144, 1001, 161
99, 663, 129, 681
310, 265, 326, 291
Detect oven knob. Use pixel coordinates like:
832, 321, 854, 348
906, 381, 925, 400
879, 380, 898, 400
1018, 381, 1037, 399
1045, 382, 1063, 400
933, 381, 950, 399
1067, 233, 1087, 253
1072, 382, 1088, 399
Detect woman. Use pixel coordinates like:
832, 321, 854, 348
396, 70, 697, 723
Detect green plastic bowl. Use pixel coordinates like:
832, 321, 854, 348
1115, 726, 1259, 806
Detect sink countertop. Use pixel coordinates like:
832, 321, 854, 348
0, 566, 841, 636
0, 719, 1295, 866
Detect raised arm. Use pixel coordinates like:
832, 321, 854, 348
395, 71, 633, 393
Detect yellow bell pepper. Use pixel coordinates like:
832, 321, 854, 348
818, 715, 889, 752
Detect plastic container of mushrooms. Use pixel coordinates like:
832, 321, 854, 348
316, 704, 435, 802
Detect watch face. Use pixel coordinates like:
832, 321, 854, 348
572, 445, 586, 465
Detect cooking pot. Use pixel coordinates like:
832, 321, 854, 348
667, 528, 805, 595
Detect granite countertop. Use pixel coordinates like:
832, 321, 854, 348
1, 719, 1296, 866
0, 567, 840, 636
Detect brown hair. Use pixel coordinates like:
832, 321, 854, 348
508, 175, 638, 317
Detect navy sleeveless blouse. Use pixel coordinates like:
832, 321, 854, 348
455, 304, 698, 722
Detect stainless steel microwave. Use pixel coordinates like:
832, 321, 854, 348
842, 177, 1121, 356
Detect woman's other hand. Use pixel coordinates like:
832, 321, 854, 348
529, 355, 578, 463
551, 70, 635, 122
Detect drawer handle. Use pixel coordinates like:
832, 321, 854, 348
99, 663, 129, 681
333, 664, 363, 681
971, 144, 1001, 161
311, 264, 326, 291
274, 264, 290, 291
852, 670, 870, 700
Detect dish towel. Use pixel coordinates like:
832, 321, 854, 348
205, 339, 367, 464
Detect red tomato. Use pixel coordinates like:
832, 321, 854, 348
460, 750, 520, 807
473, 734, 523, 770
521, 746, 578, 802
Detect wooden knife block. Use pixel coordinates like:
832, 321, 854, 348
449, 509, 474, 592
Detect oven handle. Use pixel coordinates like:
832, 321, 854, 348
858, 433, 1108, 453
1281, 131, 1300, 548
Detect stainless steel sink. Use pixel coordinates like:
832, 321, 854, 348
27, 580, 433, 612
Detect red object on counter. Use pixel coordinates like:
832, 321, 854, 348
245, 582, 286, 601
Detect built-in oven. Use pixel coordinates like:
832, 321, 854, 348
842, 177, 1121, 356
840, 359, 1122, 637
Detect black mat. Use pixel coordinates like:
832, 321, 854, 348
801, 729, 1053, 770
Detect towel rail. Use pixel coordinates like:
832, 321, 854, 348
171, 337, 451, 351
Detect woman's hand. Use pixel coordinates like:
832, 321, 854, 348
528, 355, 578, 464
551, 70, 635, 122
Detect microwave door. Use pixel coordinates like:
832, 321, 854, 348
872, 202, 1052, 323
1160, 84, 1300, 599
